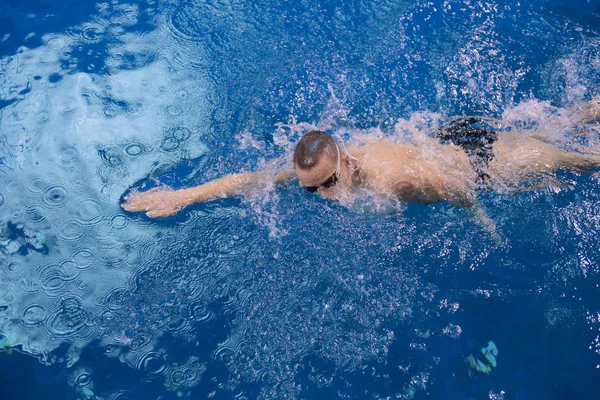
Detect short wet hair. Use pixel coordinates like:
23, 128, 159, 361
293, 130, 337, 170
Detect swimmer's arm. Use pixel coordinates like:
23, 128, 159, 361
185, 167, 294, 202
122, 165, 295, 218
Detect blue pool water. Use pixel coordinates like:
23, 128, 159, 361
1, 0, 600, 398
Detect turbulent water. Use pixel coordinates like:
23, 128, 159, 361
1, 0, 600, 399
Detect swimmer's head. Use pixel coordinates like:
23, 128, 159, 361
294, 130, 341, 197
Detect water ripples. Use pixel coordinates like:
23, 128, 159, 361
125, 143, 144, 157
158, 127, 193, 152
71, 247, 96, 271
76, 198, 105, 226
136, 351, 167, 375
58, 146, 80, 164
24, 204, 46, 223
46, 296, 91, 339
19, 304, 47, 328
79, 23, 106, 44
43, 185, 69, 209
56, 219, 86, 243
26, 177, 47, 193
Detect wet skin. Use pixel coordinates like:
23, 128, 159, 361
123, 99, 600, 219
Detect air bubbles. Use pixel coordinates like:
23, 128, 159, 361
27, 177, 47, 193
80, 23, 105, 43
43, 185, 69, 208
125, 143, 144, 156
20, 304, 47, 328
0, 193, 4, 207
59, 146, 79, 163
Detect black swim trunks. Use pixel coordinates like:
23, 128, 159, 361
437, 116, 499, 183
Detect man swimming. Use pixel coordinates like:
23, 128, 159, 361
122, 98, 600, 234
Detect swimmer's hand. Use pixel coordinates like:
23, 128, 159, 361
122, 166, 295, 218
122, 187, 193, 217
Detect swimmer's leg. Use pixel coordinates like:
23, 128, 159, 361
494, 133, 600, 175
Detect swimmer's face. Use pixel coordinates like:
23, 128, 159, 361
295, 155, 340, 199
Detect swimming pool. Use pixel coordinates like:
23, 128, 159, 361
1, 0, 599, 398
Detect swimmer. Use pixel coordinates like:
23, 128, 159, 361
122, 98, 600, 236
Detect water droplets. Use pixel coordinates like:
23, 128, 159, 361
160, 126, 192, 152
76, 198, 104, 226
80, 23, 106, 44
58, 146, 79, 163
5, 179, 25, 194
27, 177, 47, 193
20, 304, 47, 328
57, 218, 86, 243
125, 143, 144, 156
43, 185, 69, 208
110, 214, 128, 229
72, 247, 96, 270
99, 147, 124, 167
137, 351, 167, 375
47, 296, 90, 338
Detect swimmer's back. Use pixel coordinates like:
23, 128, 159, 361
348, 139, 474, 205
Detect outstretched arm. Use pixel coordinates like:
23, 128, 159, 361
122, 165, 295, 218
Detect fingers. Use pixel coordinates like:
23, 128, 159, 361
146, 209, 174, 218
122, 197, 146, 212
